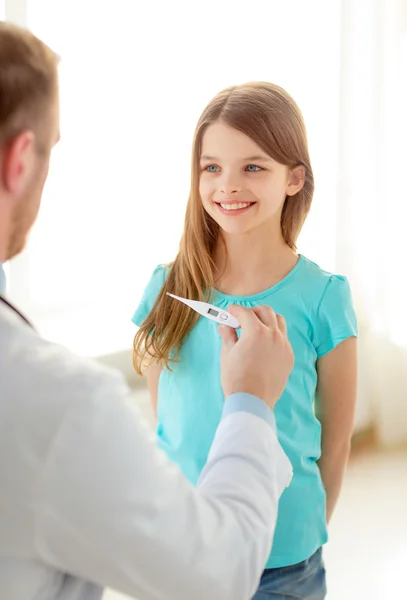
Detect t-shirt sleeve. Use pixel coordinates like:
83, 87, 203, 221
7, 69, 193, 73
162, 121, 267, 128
131, 265, 168, 327
314, 275, 358, 359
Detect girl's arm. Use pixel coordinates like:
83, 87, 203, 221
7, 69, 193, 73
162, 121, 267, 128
317, 336, 358, 522
146, 362, 162, 418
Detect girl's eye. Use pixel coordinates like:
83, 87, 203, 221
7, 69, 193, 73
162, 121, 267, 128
205, 165, 221, 173
245, 164, 262, 172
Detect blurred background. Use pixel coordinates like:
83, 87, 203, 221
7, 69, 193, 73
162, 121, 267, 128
2, 1, 407, 598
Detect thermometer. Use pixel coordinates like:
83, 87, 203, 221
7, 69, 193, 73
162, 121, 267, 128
166, 293, 240, 329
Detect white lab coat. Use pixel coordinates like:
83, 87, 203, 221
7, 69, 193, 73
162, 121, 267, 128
0, 299, 292, 600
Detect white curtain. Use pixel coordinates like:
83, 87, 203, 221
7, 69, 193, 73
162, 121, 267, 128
338, 0, 407, 446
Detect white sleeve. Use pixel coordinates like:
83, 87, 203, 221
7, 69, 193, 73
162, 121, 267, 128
35, 373, 292, 600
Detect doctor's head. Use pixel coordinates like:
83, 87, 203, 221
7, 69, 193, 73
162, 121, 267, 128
0, 22, 60, 263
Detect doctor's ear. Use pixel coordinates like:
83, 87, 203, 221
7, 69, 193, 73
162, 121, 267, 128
2, 130, 36, 195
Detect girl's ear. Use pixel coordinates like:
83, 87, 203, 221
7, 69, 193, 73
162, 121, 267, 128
286, 165, 306, 197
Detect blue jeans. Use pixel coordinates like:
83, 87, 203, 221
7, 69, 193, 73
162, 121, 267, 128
253, 548, 327, 599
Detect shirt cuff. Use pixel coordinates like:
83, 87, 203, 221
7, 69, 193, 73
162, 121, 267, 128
222, 393, 276, 431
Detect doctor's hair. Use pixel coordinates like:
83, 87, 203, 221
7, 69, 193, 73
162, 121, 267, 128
133, 81, 314, 373
0, 21, 59, 152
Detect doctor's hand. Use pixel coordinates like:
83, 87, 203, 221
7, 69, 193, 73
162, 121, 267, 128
219, 305, 294, 410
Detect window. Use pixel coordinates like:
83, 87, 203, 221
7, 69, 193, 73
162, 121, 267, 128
7, 0, 342, 355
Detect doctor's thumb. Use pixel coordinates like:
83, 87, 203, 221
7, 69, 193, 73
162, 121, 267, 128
219, 324, 238, 350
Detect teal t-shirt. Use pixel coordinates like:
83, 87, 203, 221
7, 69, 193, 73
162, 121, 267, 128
132, 255, 358, 568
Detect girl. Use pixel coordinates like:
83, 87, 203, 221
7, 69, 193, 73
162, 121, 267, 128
132, 82, 358, 599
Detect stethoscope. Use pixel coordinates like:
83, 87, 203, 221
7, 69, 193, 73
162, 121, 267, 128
0, 296, 34, 329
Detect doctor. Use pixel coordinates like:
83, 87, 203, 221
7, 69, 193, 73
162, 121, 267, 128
0, 22, 293, 600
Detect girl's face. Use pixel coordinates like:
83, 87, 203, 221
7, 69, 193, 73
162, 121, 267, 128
199, 121, 303, 237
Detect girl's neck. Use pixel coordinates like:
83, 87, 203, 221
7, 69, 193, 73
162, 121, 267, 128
213, 227, 298, 297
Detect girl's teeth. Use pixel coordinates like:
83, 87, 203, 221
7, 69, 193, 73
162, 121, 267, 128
220, 203, 251, 211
